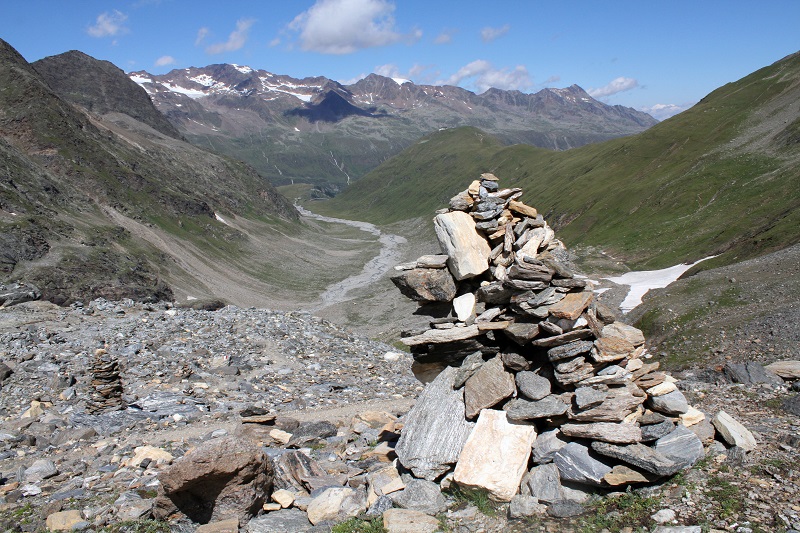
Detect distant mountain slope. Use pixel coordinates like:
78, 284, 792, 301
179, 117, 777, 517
0, 39, 296, 304
129, 65, 657, 188
319, 52, 800, 270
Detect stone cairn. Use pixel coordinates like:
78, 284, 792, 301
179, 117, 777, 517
86, 349, 125, 414
390, 174, 755, 508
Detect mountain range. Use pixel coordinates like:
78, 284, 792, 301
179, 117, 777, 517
128, 64, 657, 190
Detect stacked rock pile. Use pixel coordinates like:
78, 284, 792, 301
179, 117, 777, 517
86, 349, 124, 414
390, 174, 756, 507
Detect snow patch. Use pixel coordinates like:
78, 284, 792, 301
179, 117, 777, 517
214, 213, 229, 225
391, 77, 411, 85
603, 256, 717, 313
162, 83, 206, 99
189, 74, 218, 87
129, 74, 152, 85
232, 64, 253, 74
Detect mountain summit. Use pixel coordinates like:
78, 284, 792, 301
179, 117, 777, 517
130, 65, 657, 188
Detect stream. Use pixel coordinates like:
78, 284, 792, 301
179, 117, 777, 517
295, 205, 407, 311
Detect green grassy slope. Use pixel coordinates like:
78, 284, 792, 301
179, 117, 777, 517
319, 53, 800, 269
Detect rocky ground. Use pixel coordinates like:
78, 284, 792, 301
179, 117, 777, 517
0, 296, 797, 533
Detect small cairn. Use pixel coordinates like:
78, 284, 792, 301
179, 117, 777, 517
389, 174, 742, 507
86, 349, 125, 414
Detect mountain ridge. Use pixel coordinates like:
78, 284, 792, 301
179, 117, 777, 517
129, 64, 657, 188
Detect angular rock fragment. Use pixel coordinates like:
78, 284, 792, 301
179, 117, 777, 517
395, 366, 475, 480
553, 442, 613, 487
590, 442, 679, 476
712, 411, 757, 451
654, 425, 704, 470
506, 395, 569, 422
526, 463, 564, 503
560, 422, 642, 444
516, 371, 551, 401
390, 268, 456, 302
548, 291, 593, 320
464, 356, 515, 418
648, 389, 689, 416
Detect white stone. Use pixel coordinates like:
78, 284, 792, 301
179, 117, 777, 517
679, 407, 706, 427
306, 487, 365, 525
453, 293, 476, 322
602, 322, 646, 346
647, 381, 677, 397
651, 508, 677, 524
454, 409, 537, 502
269, 429, 292, 445
712, 411, 757, 451
129, 446, 174, 467
271, 488, 295, 508
434, 211, 491, 280
383, 509, 440, 533
766, 360, 800, 379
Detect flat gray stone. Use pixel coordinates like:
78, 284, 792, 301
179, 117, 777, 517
508, 495, 547, 518
390, 268, 457, 302
24, 459, 58, 482
247, 509, 315, 532
546, 499, 585, 518
395, 366, 475, 480
569, 383, 646, 422
503, 321, 540, 345
590, 442, 679, 476
574, 386, 608, 410
640, 419, 676, 442
526, 463, 564, 503
561, 422, 642, 444
530, 329, 593, 348
516, 371, 551, 401
547, 340, 594, 362
553, 442, 613, 487
531, 429, 569, 465
655, 425, 704, 470
723, 362, 783, 385
453, 351, 485, 389
506, 395, 569, 422
392, 479, 447, 516
648, 389, 689, 416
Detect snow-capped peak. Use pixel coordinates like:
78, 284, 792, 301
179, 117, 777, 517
232, 64, 253, 74
392, 77, 411, 86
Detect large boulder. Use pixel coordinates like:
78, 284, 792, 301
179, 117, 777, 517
154, 436, 274, 524
390, 268, 457, 302
434, 211, 491, 280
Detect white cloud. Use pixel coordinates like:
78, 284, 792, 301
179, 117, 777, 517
588, 77, 639, 99
288, 0, 418, 54
87, 10, 129, 38
195, 27, 210, 46
269, 37, 281, 47
434, 29, 455, 44
480, 24, 510, 43
155, 55, 176, 67
638, 102, 694, 121
206, 18, 256, 54
442, 60, 531, 93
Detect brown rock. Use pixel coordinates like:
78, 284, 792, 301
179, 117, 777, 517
508, 200, 538, 218
390, 268, 457, 302
604, 465, 657, 486
464, 356, 516, 419
591, 337, 636, 363
548, 291, 593, 320
154, 436, 273, 524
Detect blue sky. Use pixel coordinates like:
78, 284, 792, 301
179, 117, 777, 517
2, 0, 798, 120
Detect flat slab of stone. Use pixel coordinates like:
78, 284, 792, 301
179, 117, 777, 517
602, 322, 645, 346
548, 291, 593, 320
464, 356, 516, 419
401, 325, 480, 346
766, 360, 800, 379
560, 422, 642, 444
383, 509, 440, 533
723, 361, 783, 385
569, 383, 646, 422
604, 465, 658, 486
506, 395, 569, 422
530, 329, 592, 348
531, 429, 569, 464
590, 442, 679, 476
454, 409, 537, 502
553, 442, 612, 487
392, 479, 446, 515
712, 410, 757, 451
395, 366, 475, 480
654, 425, 704, 470
503, 321, 540, 345
246, 509, 315, 533
591, 337, 636, 363
547, 340, 594, 362
45, 510, 84, 532
434, 211, 491, 280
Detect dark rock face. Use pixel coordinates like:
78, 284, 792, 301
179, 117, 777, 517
723, 362, 783, 385
33, 50, 182, 139
391, 268, 457, 302
154, 436, 274, 524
